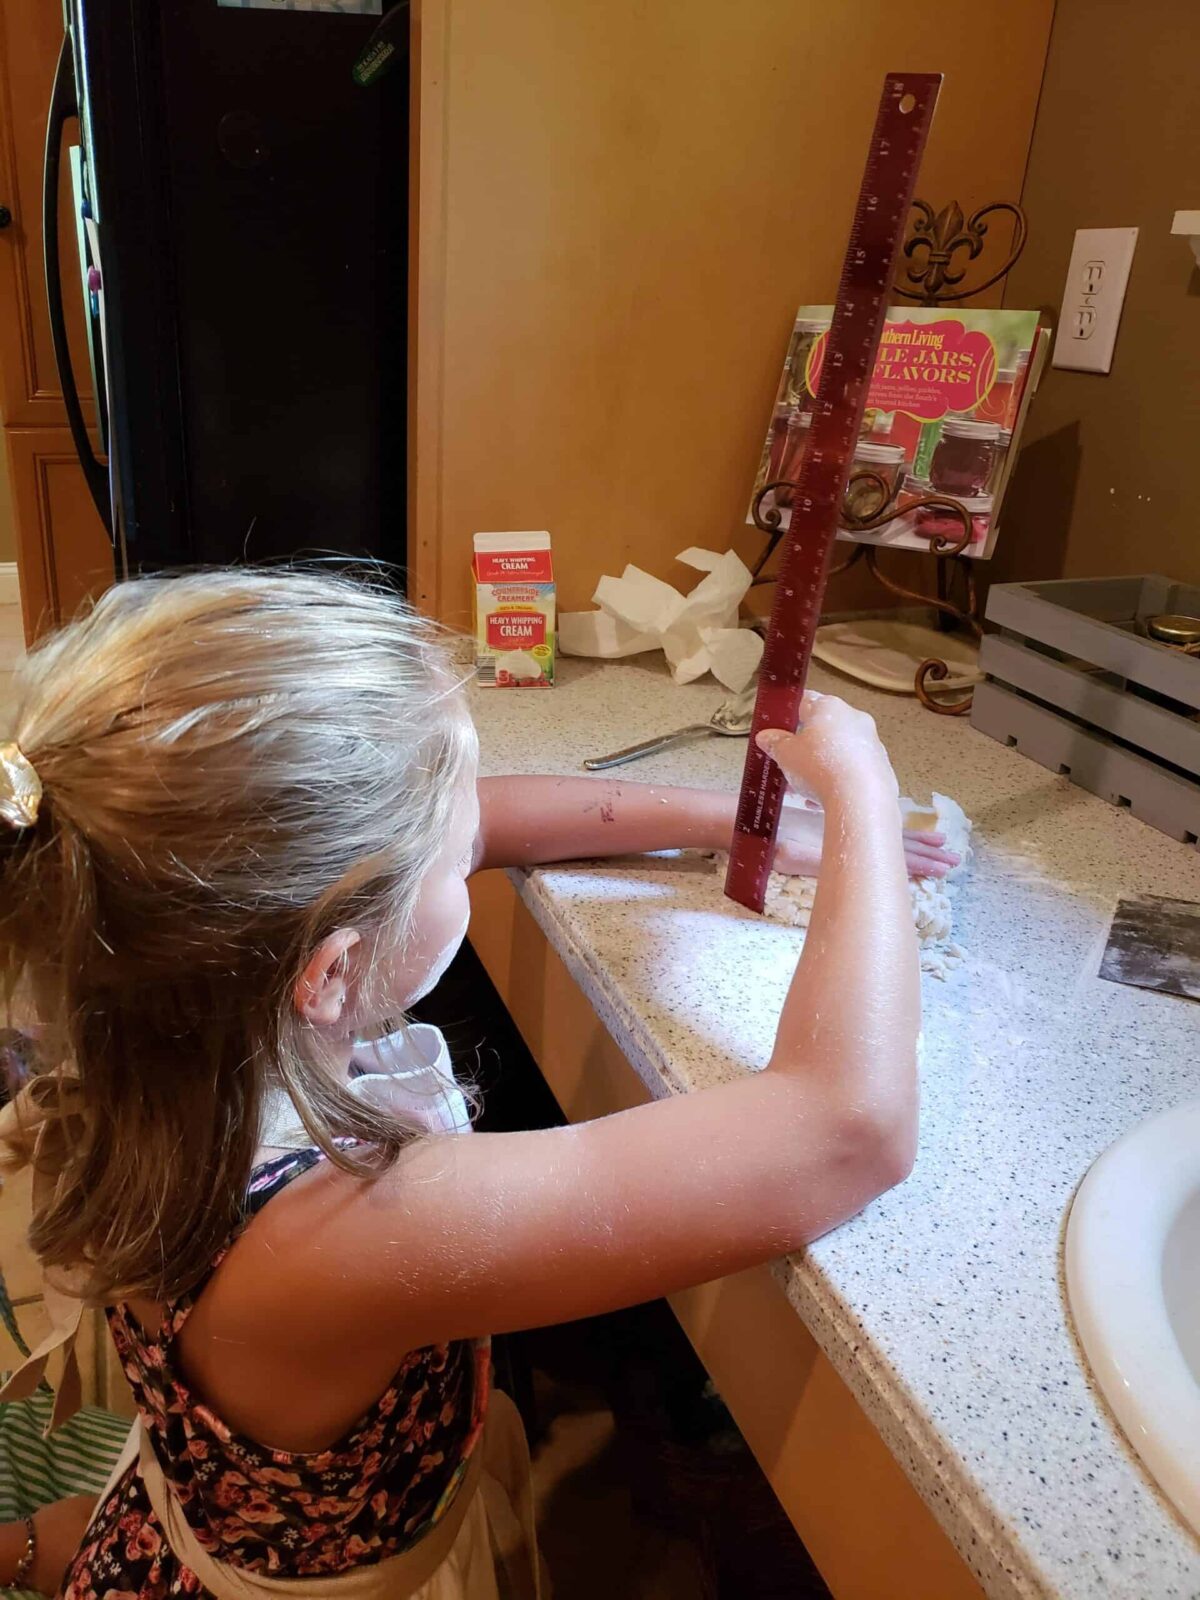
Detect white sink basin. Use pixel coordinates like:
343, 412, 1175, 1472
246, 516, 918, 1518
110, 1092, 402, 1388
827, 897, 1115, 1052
1066, 1099, 1200, 1537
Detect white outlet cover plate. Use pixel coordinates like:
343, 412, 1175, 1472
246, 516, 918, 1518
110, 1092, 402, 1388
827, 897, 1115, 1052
1052, 226, 1139, 374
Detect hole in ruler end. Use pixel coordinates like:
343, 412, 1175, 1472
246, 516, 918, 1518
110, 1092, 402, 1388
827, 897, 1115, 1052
898, 92, 916, 114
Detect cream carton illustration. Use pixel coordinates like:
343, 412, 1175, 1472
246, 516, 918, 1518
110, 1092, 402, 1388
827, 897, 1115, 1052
472, 531, 555, 687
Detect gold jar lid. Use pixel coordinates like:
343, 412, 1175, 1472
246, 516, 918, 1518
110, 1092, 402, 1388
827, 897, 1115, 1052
1147, 614, 1200, 646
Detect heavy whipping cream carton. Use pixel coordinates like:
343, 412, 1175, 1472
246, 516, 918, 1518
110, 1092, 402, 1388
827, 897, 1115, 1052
472, 531, 555, 687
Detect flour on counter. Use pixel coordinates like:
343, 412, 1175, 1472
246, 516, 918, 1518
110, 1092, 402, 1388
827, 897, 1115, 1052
715, 791, 973, 979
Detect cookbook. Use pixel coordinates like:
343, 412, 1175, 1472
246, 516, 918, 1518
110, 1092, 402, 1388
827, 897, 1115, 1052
751, 305, 1047, 560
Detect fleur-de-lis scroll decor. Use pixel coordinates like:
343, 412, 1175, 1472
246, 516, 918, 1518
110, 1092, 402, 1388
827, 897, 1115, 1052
895, 199, 1027, 305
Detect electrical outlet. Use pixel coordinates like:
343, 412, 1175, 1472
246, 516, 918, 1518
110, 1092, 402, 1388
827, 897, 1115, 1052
1051, 227, 1139, 374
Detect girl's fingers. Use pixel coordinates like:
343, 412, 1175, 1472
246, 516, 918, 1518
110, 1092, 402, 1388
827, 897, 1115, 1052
906, 836, 958, 861
757, 693, 827, 751
902, 843, 960, 877
905, 857, 950, 880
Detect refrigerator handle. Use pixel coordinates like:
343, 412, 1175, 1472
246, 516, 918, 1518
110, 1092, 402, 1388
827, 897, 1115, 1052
44, 36, 112, 537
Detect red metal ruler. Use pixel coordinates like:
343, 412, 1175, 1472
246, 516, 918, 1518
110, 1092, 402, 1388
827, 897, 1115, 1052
725, 72, 942, 912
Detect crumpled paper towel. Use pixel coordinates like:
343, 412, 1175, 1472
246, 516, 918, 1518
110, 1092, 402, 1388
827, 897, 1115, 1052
559, 547, 764, 692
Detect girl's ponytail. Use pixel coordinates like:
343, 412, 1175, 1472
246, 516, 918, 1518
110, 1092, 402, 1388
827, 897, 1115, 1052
0, 569, 475, 1302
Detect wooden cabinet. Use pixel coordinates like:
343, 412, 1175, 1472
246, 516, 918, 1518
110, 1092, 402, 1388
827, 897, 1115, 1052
412, 0, 1055, 624
0, 1, 113, 638
6, 425, 114, 627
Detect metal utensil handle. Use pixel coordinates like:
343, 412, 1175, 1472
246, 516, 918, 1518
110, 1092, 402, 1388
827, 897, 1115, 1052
44, 37, 111, 536
583, 725, 712, 771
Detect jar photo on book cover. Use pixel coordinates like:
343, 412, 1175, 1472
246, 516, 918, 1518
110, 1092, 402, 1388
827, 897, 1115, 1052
929, 419, 1001, 498
784, 315, 831, 411
845, 440, 905, 520
773, 412, 814, 509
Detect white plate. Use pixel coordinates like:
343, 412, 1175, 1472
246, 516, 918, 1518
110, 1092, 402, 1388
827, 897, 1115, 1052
813, 619, 982, 696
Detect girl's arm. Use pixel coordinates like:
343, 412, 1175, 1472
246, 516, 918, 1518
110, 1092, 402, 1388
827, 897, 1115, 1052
475, 773, 958, 880
182, 696, 920, 1451
475, 775, 726, 868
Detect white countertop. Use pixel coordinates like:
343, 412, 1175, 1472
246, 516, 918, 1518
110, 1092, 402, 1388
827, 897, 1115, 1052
469, 657, 1200, 1600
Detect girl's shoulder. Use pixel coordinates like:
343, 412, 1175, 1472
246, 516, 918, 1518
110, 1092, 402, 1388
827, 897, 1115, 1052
113, 1147, 327, 1345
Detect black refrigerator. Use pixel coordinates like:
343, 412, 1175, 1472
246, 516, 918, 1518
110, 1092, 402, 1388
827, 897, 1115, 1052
47, 0, 410, 578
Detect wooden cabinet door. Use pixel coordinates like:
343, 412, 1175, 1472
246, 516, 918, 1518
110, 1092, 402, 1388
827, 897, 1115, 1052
0, 2, 111, 637
0, 1, 97, 429
5, 425, 112, 635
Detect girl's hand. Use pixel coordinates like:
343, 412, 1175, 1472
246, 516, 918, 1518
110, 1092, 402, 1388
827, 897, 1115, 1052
761, 693, 959, 879
757, 691, 896, 803
772, 802, 959, 881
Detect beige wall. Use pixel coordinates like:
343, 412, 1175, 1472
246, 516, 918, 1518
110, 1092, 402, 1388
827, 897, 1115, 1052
997, 0, 1200, 590
411, 1, 1056, 626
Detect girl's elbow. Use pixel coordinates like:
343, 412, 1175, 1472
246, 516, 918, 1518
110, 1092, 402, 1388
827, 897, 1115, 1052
876, 1121, 917, 1191
778, 1108, 916, 1250
859, 1098, 918, 1196
822, 1078, 917, 1208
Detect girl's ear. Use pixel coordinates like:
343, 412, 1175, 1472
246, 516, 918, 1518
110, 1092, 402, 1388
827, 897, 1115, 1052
294, 929, 362, 1026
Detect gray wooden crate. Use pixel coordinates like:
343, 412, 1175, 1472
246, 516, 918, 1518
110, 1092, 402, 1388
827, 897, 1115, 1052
972, 575, 1200, 845
985, 575, 1200, 707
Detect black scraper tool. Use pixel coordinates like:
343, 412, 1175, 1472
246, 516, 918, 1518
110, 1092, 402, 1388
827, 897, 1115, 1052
1099, 895, 1200, 1002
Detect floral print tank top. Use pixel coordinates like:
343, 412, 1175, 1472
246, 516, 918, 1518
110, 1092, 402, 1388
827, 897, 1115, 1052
59, 1150, 489, 1599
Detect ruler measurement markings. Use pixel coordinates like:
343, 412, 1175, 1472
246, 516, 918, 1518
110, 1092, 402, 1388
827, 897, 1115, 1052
725, 72, 942, 911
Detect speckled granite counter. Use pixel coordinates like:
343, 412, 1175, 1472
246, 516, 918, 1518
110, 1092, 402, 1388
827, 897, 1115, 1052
470, 657, 1200, 1600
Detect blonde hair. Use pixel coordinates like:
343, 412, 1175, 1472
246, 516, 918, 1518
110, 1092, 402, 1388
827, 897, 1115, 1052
0, 568, 476, 1302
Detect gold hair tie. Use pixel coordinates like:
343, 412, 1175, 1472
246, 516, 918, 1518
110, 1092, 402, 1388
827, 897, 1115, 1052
0, 742, 42, 830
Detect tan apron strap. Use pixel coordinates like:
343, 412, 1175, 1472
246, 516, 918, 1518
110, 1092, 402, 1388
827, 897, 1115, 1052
0, 1277, 84, 1433
478, 1390, 541, 1600
0, 1084, 30, 1153
138, 1420, 486, 1599
0, 1082, 89, 1434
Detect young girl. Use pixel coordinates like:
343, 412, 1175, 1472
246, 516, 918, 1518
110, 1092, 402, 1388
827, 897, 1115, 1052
0, 569, 937, 1598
